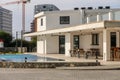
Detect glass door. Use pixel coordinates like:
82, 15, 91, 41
59, 36, 65, 54
111, 32, 116, 47
110, 32, 117, 61
73, 35, 79, 49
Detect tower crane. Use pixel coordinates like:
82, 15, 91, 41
0, 0, 30, 33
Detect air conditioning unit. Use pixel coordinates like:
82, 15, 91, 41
81, 7, 86, 10
88, 7, 93, 10
74, 7, 79, 10
105, 6, 110, 9
98, 6, 103, 9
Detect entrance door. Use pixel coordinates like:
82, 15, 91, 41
110, 32, 117, 61
73, 35, 79, 49
111, 32, 116, 47
59, 36, 65, 54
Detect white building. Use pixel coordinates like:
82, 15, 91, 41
24, 7, 120, 61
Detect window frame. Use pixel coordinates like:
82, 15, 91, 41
60, 16, 70, 24
41, 18, 43, 26
91, 33, 99, 45
73, 35, 79, 49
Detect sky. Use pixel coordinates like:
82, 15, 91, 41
0, 0, 120, 38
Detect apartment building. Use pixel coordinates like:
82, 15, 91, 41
0, 7, 12, 35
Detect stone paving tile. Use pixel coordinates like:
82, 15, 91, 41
0, 68, 120, 80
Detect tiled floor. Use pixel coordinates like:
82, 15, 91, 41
27, 53, 120, 66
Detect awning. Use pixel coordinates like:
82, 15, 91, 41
24, 21, 120, 37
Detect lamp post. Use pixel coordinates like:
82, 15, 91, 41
21, 30, 23, 53
15, 31, 18, 52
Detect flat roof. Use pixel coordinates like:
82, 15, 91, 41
24, 21, 120, 37
34, 9, 120, 18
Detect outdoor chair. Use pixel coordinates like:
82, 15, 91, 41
69, 49, 77, 57
78, 49, 85, 56
85, 49, 92, 59
90, 48, 100, 56
115, 48, 120, 60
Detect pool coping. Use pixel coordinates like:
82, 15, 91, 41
0, 61, 100, 68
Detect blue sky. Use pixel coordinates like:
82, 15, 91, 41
0, 0, 120, 37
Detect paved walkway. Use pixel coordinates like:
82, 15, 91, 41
0, 68, 120, 80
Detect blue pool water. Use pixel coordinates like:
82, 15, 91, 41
0, 54, 64, 62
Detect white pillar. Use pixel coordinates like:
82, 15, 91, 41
65, 33, 72, 57
116, 32, 120, 47
81, 10, 85, 24
37, 35, 47, 54
108, 11, 114, 20
97, 14, 102, 22
103, 29, 111, 61
43, 36, 47, 54
87, 16, 90, 23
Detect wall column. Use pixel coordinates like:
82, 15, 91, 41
103, 29, 110, 61
81, 10, 85, 24
97, 14, 102, 22
86, 16, 90, 23
37, 35, 47, 54
108, 11, 114, 20
65, 33, 72, 57
116, 32, 120, 47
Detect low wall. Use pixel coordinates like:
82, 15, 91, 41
0, 62, 100, 68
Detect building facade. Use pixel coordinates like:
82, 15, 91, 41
25, 6, 120, 61
0, 7, 12, 35
31, 4, 60, 32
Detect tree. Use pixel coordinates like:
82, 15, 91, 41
0, 31, 12, 47
10, 39, 36, 52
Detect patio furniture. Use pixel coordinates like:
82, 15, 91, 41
69, 49, 77, 57
90, 48, 100, 57
110, 48, 114, 61
85, 49, 92, 59
116, 49, 120, 59
69, 48, 85, 58
78, 48, 85, 57
112, 47, 120, 60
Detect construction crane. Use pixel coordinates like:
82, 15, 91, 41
0, 0, 30, 33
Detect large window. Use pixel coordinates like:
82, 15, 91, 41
92, 33, 99, 45
60, 16, 70, 24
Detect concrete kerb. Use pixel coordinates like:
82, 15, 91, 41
56, 61, 120, 70
56, 65, 120, 70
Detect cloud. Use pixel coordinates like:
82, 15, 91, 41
0, 0, 120, 37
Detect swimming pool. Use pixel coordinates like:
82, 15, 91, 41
0, 54, 64, 62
